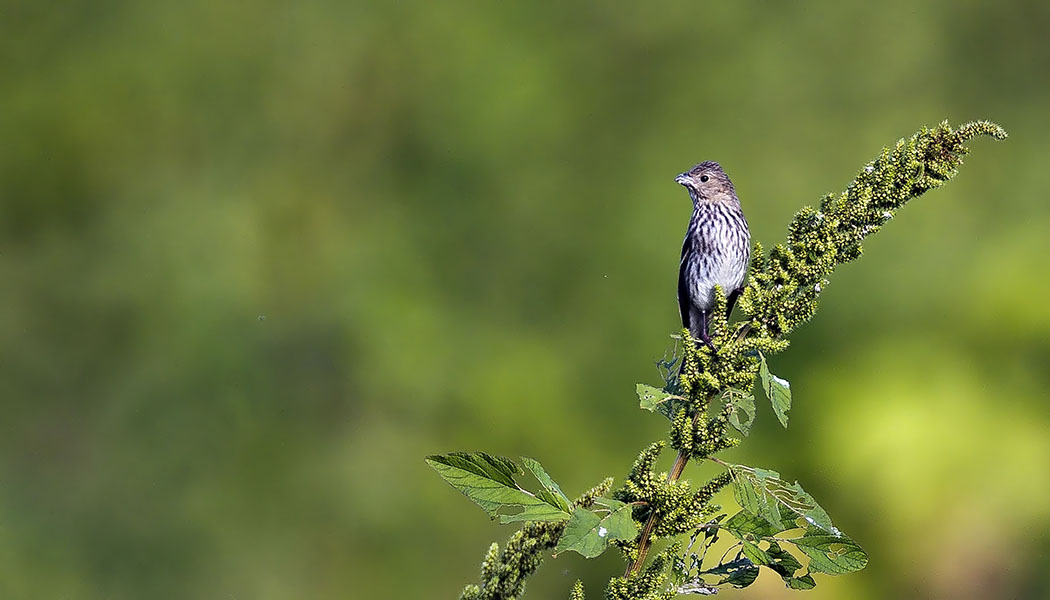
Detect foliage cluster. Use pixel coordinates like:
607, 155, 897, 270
428, 121, 1005, 599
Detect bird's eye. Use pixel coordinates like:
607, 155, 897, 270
700, 175, 709, 182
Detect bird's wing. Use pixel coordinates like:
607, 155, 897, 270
677, 238, 691, 331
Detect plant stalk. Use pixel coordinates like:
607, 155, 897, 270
625, 411, 702, 575
627, 324, 752, 576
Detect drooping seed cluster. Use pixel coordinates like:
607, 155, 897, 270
739, 120, 1007, 340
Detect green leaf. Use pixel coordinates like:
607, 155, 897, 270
496, 502, 572, 524
636, 384, 667, 411
739, 539, 816, 589
764, 541, 804, 580
786, 572, 817, 590
728, 464, 839, 536
721, 561, 760, 589
758, 352, 791, 428
522, 456, 572, 513
637, 384, 683, 419
793, 534, 869, 575
554, 499, 638, 558
699, 557, 759, 589
722, 510, 868, 580
426, 453, 571, 523
725, 390, 756, 436
723, 510, 780, 540
739, 539, 771, 567
432, 451, 521, 486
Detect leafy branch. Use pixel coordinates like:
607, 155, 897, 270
428, 120, 1006, 599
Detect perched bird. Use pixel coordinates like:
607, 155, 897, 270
675, 161, 751, 348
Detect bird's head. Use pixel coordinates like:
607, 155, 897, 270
675, 161, 738, 206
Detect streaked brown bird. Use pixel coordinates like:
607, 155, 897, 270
675, 161, 751, 348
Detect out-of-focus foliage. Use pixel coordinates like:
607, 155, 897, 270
1, 1, 1048, 599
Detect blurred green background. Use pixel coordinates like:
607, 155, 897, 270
2, 1, 1048, 598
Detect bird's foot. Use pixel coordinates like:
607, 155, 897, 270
700, 334, 717, 353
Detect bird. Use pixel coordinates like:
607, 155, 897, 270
675, 161, 751, 349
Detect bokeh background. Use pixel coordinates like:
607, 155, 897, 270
2, 1, 1049, 598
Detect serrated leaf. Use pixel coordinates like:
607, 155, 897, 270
793, 534, 869, 575
726, 391, 756, 436
725, 504, 819, 539
637, 384, 683, 419
496, 502, 572, 524
700, 556, 748, 577
743, 540, 815, 589
722, 563, 755, 588
723, 510, 868, 580
728, 464, 839, 536
696, 556, 759, 590
758, 352, 791, 428
426, 453, 570, 523
433, 451, 521, 485
739, 539, 771, 566
722, 483, 867, 583
728, 465, 786, 530
721, 562, 760, 589
764, 541, 804, 580
723, 510, 780, 540
522, 456, 572, 513
786, 573, 816, 590
554, 499, 637, 558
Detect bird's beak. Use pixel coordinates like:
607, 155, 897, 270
674, 173, 691, 186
